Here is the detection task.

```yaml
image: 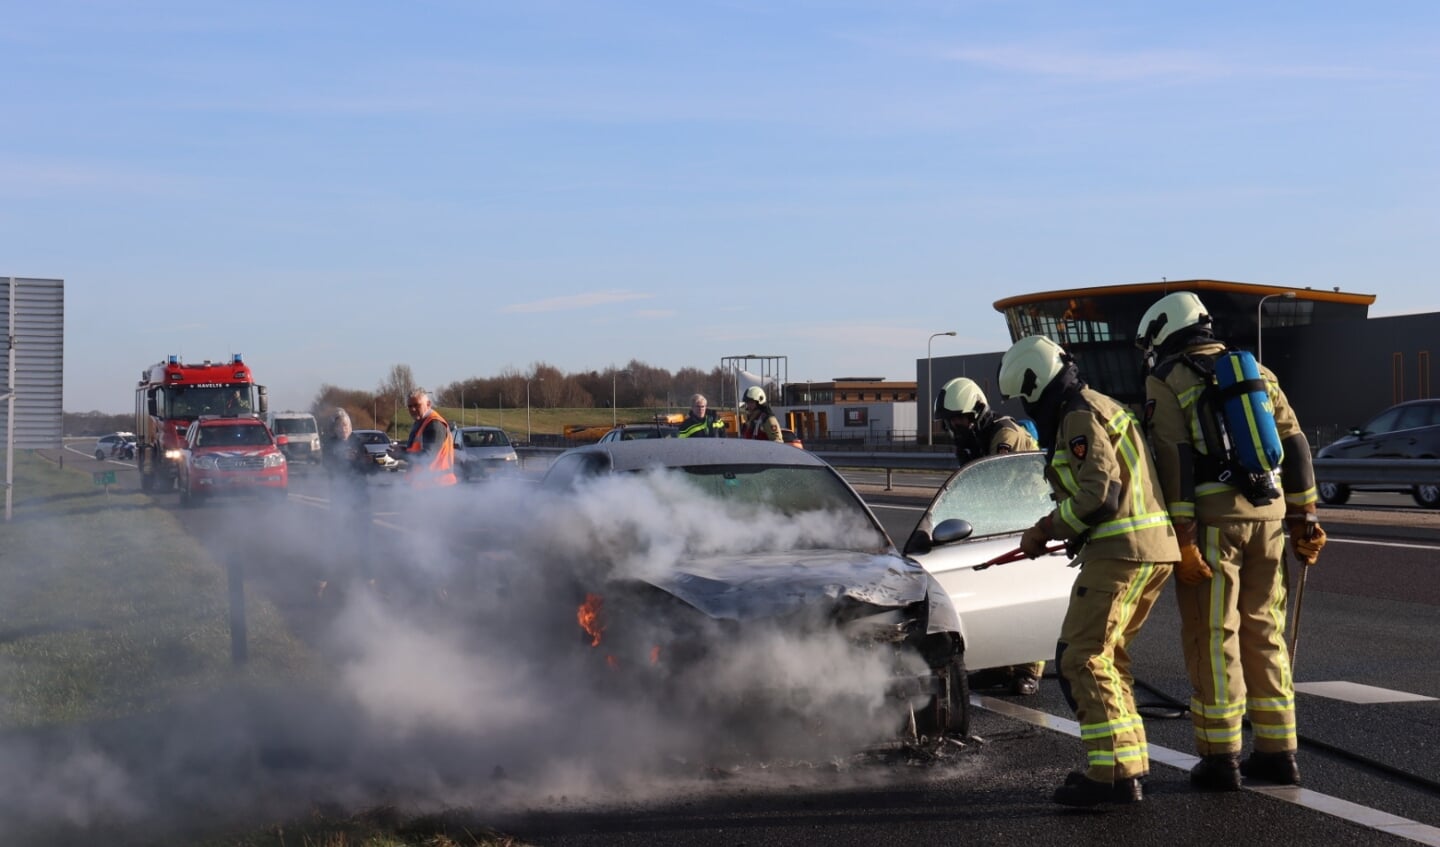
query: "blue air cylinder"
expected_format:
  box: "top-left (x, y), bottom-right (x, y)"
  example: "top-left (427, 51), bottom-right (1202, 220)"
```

top-left (1214, 350), bottom-right (1283, 474)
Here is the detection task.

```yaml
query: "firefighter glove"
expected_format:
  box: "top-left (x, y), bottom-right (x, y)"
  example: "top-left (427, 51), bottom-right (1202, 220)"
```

top-left (1175, 544), bottom-right (1213, 585)
top-left (1021, 515), bottom-right (1054, 559)
top-left (1288, 514), bottom-right (1327, 566)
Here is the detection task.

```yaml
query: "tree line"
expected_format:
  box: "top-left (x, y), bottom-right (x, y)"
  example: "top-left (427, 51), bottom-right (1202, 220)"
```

top-left (311, 360), bottom-right (732, 432)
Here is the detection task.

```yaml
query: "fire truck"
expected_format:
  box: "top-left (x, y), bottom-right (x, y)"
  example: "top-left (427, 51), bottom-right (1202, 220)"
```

top-left (134, 354), bottom-right (269, 491)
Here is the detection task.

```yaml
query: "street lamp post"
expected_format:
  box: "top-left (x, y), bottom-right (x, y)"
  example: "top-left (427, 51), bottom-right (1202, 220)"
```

top-left (612, 370), bottom-right (631, 426)
top-left (1256, 292), bottom-right (1296, 366)
top-left (927, 331), bottom-right (957, 446)
top-left (526, 377), bottom-right (543, 444)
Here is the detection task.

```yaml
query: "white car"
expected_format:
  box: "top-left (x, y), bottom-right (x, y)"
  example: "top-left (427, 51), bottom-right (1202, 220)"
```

top-left (95, 432), bottom-right (137, 461)
top-left (904, 451), bottom-right (1078, 673)
top-left (451, 425), bottom-right (519, 481)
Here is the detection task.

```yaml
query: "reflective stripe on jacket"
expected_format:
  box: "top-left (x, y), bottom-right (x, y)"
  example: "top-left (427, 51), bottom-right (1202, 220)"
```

top-left (1043, 387), bottom-right (1179, 571)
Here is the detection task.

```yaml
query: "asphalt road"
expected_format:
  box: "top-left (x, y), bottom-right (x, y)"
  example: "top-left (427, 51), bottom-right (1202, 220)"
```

top-left (47, 445), bottom-right (1440, 845)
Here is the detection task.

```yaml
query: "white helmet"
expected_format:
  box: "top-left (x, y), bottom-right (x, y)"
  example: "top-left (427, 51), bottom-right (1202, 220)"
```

top-left (998, 336), bottom-right (1069, 404)
top-left (742, 386), bottom-right (767, 405)
top-left (934, 377), bottom-right (987, 421)
top-left (1136, 291), bottom-right (1211, 353)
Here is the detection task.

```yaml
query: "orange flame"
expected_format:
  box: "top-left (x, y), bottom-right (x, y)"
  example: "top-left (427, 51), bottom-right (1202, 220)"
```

top-left (577, 593), bottom-right (605, 647)
top-left (650, 645), bottom-right (661, 665)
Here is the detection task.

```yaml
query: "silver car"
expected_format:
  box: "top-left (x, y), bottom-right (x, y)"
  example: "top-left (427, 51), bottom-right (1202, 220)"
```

top-left (540, 438), bottom-right (969, 753)
top-left (452, 425), bottom-right (519, 481)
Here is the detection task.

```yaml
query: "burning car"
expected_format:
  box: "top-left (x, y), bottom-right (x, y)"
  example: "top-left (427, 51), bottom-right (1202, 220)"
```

top-left (539, 439), bottom-right (969, 754)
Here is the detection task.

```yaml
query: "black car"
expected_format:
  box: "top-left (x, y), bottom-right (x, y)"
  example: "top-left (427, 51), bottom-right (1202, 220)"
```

top-left (539, 438), bottom-right (968, 758)
top-left (1316, 399), bottom-right (1440, 508)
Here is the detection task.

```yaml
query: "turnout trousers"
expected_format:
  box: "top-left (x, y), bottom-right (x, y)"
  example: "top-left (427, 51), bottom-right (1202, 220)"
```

top-left (1176, 518), bottom-right (1296, 756)
top-left (1056, 559), bottom-right (1170, 782)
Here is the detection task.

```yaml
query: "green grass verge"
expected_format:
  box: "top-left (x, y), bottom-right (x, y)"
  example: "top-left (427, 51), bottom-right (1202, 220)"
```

top-left (0, 452), bottom-right (525, 847)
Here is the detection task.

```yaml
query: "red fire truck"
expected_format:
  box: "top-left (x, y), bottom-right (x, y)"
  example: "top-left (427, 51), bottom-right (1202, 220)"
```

top-left (134, 354), bottom-right (269, 491)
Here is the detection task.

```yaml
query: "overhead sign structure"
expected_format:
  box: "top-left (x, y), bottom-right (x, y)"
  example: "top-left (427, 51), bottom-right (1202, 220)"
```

top-left (2, 277), bottom-right (65, 449)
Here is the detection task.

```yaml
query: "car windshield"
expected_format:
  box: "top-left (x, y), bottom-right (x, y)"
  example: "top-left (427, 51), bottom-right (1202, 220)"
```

top-left (358, 432), bottom-right (390, 445)
top-left (197, 424), bottom-right (271, 447)
top-left (273, 418), bottom-right (317, 435)
top-left (463, 430), bottom-right (509, 448)
top-left (928, 452), bottom-right (1053, 539)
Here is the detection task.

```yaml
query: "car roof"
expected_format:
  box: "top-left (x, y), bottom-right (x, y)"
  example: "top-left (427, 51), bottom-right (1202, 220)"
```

top-left (556, 437), bottom-right (828, 473)
top-left (458, 425), bottom-right (503, 432)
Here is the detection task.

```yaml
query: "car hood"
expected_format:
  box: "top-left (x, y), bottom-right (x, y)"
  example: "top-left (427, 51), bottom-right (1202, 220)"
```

top-left (637, 549), bottom-right (936, 624)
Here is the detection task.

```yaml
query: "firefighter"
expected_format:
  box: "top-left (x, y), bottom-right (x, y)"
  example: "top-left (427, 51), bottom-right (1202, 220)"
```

top-left (392, 388), bottom-right (457, 488)
top-left (1136, 291), bottom-right (1327, 790)
top-left (739, 386), bottom-right (783, 442)
top-left (935, 376), bottom-right (1045, 696)
top-left (998, 335), bottom-right (1178, 807)
top-left (678, 393), bottom-right (725, 438)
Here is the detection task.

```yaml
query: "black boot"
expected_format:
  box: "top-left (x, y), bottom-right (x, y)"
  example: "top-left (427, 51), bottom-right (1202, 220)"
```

top-left (1055, 772), bottom-right (1144, 807)
top-left (1241, 750), bottom-right (1301, 785)
top-left (1190, 754), bottom-right (1242, 791)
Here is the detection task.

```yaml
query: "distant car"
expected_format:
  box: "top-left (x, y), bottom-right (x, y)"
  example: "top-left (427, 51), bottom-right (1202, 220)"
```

top-left (266, 411), bottom-right (322, 464)
top-left (539, 438), bottom-right (970, 752)
top-left (452, 425), bottom-right (519, 481)
top-left (1315, 398), bottom-right (1440, 508)
top-left (94, 432), bottom-right (137, 461)
top-left (597, 423), bottom-right (679, 443)
top-left (781, 428), bottom-right (804, 449)
top-left (352, 429), bottom-right (401, 470)
top-left (177, 417), bottom-right (287, 506)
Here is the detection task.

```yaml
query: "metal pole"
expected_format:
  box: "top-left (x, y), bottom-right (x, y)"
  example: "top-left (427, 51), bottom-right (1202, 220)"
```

top-left (526, 379), bottom-right (532, 443)
top-left (927, 331), bottom-right (956, 446)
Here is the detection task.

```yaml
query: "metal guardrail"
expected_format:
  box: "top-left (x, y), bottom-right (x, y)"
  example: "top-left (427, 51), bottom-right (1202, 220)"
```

top-left (514, 445), bottom-right (956, 474)
top-left (1311, 457), bottom-right (1440, 486)
top-left (519, 448), bottom-right (1440, 487)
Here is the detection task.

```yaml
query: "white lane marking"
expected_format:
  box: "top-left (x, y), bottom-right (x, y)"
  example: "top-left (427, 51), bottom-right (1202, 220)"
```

top-left (975, 694), bottom-right (1440, 845)
top-left (1294, 681), bottom-right (1437, 704)
top-left (1325, 537), bottom-right (1440, 552)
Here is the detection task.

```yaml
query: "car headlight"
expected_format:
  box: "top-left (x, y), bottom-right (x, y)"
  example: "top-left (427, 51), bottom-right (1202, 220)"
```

top-left (263, 452), bottom-right (286, 468)
top-left (192, 454), bottom-right (220, 470)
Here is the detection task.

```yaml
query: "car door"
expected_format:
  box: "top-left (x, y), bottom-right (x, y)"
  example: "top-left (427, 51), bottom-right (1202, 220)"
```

top-left (906, 452), bottom-right (1077, 672)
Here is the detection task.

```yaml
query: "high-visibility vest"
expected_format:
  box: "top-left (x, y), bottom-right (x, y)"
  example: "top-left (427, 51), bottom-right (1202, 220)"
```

top-left (405, 410), bottom-right (457, 487)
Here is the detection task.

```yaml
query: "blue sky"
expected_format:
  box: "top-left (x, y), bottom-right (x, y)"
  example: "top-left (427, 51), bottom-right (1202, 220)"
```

top-left (6, 1), bottom-right (1438, 413)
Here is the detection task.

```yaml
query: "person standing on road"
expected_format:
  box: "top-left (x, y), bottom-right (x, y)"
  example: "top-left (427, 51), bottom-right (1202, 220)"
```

top-left (392, 388), bottom-right (457, 488)
top-left (739, 386), bottom-right (783, 442)
top-left (998, 335), bottom-right (1178, 808)
top-left (678, 393), bottom-right (726, 438)
top-left (935, 376), bottom-right (1046, 696)
top-left (1137, 291), bottom-right (1327, 791)
top-left (318, 407), bottom-right (378, 598)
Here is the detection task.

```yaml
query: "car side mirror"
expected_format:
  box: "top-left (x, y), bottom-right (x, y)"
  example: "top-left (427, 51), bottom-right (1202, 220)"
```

top-left (275, 435), bottom-right (289, 446)
top-left (931, 518), bottom-right (974, 546)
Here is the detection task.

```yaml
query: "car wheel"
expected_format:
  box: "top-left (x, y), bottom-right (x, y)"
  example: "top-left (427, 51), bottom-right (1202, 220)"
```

top-left (914, 652), bottom-right (970, 740)
top-left (95, 449), bottom-right (106, 460)
top-left (1412, 484), bottom-right (1440, 509)
top-left (1318, 482), bottom-right (1350, 505)
top-left (179, 480), bottom-right (195, 508)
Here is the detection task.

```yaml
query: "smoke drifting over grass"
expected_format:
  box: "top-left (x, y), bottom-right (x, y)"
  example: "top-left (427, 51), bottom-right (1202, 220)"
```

top-left (0, 467), bottom-right (929, 843)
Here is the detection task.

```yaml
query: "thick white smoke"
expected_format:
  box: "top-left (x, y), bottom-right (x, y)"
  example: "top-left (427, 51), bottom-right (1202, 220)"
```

top-left (0, 467), bottom-right (935, 843)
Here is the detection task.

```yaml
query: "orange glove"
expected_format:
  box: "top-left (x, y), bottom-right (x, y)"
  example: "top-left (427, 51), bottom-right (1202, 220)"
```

top-left (1021, 515), bottom-right (1053, 559)
top-left (1176, 544), bottom-right (1213, 584)
top-left (1287, 514), bottom-right (1327, 565)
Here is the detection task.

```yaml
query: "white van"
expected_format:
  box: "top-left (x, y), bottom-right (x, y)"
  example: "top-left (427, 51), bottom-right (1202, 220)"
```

top-left (266, 411), bottom-right (322, 463)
